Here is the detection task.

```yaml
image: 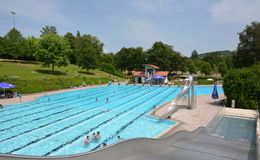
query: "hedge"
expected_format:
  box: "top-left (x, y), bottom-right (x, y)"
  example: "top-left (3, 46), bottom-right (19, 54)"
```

top-left (223, 65), bottom-right (260, 109)
top-left (0, 77), bottom-right (112, 94)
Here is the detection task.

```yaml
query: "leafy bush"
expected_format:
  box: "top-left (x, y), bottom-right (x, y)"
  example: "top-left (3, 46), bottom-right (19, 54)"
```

top-left (99, 62), bottom-right (116, 74)
top-left (223, 65), bottom-right (260, 109)
top-left (0, 77), bottom-right (112, 94)
top-left (99, 62), bottom-right (127, 78)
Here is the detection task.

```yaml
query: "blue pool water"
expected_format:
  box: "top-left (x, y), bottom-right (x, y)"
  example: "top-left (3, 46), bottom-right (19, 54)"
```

top-left (0, 85), bottom-right (223, 156)
top-left (212, 116), bottom-right (256, 142)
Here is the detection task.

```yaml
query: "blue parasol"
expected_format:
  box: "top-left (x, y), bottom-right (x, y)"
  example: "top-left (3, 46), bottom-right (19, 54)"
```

top-left (0, 82), bottom-right (16, 99)
top-left (211, 83), bottom-right (219, 99)
top-left (152, 75), bottom-right (164, 79)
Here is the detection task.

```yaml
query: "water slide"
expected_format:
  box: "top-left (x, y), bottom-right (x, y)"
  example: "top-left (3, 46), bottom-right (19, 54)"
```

top-left (159, 76), bottom-right (193, 120)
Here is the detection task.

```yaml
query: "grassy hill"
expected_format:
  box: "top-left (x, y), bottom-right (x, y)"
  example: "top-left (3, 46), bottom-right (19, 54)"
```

top-left (0, 59), bottom-right (125, 94)
top-left (198, 50), bottom-right (236, 58)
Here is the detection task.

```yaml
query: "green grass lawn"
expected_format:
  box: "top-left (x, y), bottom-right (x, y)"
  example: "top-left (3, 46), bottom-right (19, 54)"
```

top-left (0, 59), bottom-right (122, 80)
top-left (0, 59), bottom-right (125, 94)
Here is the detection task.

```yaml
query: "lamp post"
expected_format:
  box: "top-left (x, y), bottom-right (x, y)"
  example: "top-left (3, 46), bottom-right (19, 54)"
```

top-left (11, 11), bottom-right (16, 28)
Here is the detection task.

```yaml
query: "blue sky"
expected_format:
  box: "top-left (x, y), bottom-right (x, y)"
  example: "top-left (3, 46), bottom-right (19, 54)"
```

top-left (0, 0), bottom-right (260, 56)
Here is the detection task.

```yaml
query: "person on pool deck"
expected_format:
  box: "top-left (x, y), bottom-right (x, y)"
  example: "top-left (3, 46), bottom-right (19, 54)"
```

top-left (96, 131), bottom-right (101, 139)
top-left (0, 104), bottom-right (3, 109)
top-left (84, 136), bottom-right (91, 144)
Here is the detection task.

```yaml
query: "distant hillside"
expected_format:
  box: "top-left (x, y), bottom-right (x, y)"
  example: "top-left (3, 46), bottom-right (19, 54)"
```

top-left (198, 50), bottom-right (236, 58)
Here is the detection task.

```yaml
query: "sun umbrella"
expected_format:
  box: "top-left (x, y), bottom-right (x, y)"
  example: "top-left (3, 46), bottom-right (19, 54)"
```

top-left (0, 82), bottom-right (16, 99)
top-left (152, 75), bottom-right (164, 79)
top-left (211, 83), bottom-right (219, 100)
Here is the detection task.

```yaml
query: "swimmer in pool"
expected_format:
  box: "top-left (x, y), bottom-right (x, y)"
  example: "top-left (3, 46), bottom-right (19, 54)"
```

top-left (96, 131), bottom-right (101, 139)
top-left (84, 136), bottom-right (91, 144)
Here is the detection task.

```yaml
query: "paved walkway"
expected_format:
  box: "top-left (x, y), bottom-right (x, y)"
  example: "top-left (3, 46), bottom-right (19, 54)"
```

top-left (153, 94), bottom-right (226, 135)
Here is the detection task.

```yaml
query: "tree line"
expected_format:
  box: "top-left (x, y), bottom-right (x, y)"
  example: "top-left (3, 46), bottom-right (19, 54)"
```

top-left (0, 22), bottom-right (259, 76)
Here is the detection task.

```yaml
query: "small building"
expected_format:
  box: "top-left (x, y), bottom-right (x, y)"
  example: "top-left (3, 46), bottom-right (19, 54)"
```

top-left (132, 64), bottom-right (169, 84)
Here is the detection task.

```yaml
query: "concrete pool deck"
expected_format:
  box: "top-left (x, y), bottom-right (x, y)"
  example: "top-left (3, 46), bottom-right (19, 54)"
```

top-left (153, 93), bottom-right (258, 137)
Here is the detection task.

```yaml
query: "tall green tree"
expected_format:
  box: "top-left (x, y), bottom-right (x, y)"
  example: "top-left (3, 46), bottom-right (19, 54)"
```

top-left (24, 36), bottom-right (38, 60)
top-left (99, 53), bottom-right (116, 66)
top-left (218, 62), bottom-right (228, 77)
top-left (146, 41), bottom-right (173, 71)
top-left (200, 61), bottom-right (212, 75)
top-left (36, 33), bottom-right (71, 72)
top-left (4, 28), bottom-right (27, 59)
top-left (203, 51), bottom-right (223, 72)
top-left (40, 26), bottom-right (57, 37)
top-left (115, 47), bottom-right (145, 71)
top-left (186, 59), bottom-right (197, 74)
top-left (191, 50), bottom-right (198, 59)
top-left (64, 32), bottom-right (76, 64)
top-left (76, 34), bottom-right (104, 71)
top-left (0, 37), bottom-right (8, 58)
top-left (234, 21), bottom-right (260, 68)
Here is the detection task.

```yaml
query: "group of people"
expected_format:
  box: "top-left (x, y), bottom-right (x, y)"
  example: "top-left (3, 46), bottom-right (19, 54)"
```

top-left (84, 131), bottom-right (101, 144)
top-left (84, 132), bottom-right (123, 148)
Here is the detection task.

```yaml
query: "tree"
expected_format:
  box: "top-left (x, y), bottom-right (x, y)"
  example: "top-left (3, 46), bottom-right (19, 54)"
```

top-left (191, 50), bottom-right (198, 59)
top-left (218, 62), bottom-right (228, 77)
top-left (64, 32), bottom-right (76, 64)
top-left (40, 26), bottom-right (57, 37)
top-left (169, 51), bottom-right (182, 73)
top-left (76, 34), bottom-right (104, 71)
top-left (186, 59), bottom-right (197, 74)
top-left (36, 33), bottom-right (71, 72)
top-left (146, 41), bottom-right (174, 71)
top-left (234, 21), bottom-right (260, 68)
top-left (24, 36), bottom-right (38, 60)
top-left (0, 37), bottom-right (8, 58)
top-left (99, 53), bottom-right (116, 66)
top-left (203, 51), bottom-right (223, 72)
top-left (200, 61), bottom-right (212, 75)
top-left (115, 47), bottom-right (145, 71)
top-left (4, 28), bottom-right (27, 59)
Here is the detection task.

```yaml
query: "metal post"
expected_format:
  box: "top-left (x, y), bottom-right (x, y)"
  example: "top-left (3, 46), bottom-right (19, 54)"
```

top-left (11, 11), bottom-right (16, 28)
top-left (191, 83), bottom-right (195, 109)
top-left (187, 87), bottom-right (191, 108)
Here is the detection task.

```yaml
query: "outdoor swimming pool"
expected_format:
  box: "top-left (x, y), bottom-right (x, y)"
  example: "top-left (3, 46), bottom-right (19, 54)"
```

top-left (0, 85), bottom-right (223, 156)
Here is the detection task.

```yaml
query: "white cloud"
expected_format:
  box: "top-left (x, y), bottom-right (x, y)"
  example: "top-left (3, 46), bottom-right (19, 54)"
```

top-left (210, 0), bottom-right (260, 24)
top-left (0, 0), bottom-right (70, 26)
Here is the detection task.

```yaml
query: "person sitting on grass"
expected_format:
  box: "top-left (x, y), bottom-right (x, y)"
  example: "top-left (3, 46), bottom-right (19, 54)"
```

top-left (84, 136), bottom-right (91, 144)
